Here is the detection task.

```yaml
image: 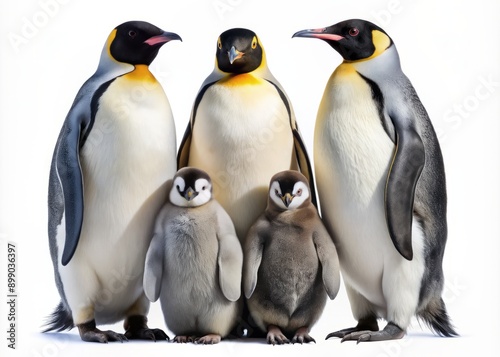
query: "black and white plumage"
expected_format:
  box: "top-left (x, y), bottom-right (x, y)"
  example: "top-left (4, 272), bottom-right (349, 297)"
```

top-left (243, 170), bottom-right (340, 344)
top-left (144, 167), bottom-right (243, 344)
top-left (45, 21), bottom-right (180, 342)
top-left (177, 28), bottom-right (316, 244)
top-left (293, 19), bottom-right (457, 342)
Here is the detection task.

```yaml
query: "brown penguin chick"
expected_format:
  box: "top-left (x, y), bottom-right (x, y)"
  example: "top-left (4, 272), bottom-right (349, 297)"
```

top-left (243, 170), bottom-right (340, 344)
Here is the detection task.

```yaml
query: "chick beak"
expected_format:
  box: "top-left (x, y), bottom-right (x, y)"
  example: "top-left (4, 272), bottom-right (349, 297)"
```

top-left (184, 187), bottom-right (198, 202)
top-left (281, 193), bottom-right (294, 208)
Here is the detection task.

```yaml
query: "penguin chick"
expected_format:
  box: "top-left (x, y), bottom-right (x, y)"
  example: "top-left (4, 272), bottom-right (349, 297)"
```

top-left (293, 19), bottom-right (457, 342)
top-left (45, 21), bottom-right (180, 343)
top-left (177, 28), bottom-right (316, 244)
top-left (243, 170), bottom-right (340, 345)
top-left (144, 167), bottom-right (243, 344)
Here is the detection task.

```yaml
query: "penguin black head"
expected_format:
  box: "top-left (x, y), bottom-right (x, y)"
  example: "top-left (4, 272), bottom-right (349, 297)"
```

top-left (109, 21), bottom-right (182, 65)
top-left (268, 170), bottom-right (311, 211)
top-left (293, 19), bottom-right (393, 62)
top-left (170, 167), bottom-right (213, 207)
top-left (216, 28), bottom-right (264, 74)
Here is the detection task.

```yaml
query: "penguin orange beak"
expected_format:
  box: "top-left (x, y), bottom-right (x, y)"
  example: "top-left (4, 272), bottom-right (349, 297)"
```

top-left (281, 193), bottom-right (294, 208)
top-left (228, 46), bottom-right (244, 64)
top-left (144, 31), bottom-right (182, 46)
top-left (292, 28), bottom-right (344, 41)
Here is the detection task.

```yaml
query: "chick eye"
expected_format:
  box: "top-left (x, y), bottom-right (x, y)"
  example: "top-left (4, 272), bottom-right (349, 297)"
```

top-left (128, 30), bottom-right (137, 39)
top-left (275, 189), bottom-right (280, 197)
top-left (217, 38), bottom-right (222, 49)
top-left (251, 36), bottom-right (257, 49)
top-left (348, 27), bottom-right (359, 37)
top-left (296, 189), bottom-right (303, 196)
top-left (202, 186), bottom-right (207, 190)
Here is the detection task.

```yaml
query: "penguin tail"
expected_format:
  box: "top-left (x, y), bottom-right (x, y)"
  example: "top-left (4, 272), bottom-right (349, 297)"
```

top-left (43, 301), bottom-right (75, 332)
top-left (417, 297), bottom-right (458, 337)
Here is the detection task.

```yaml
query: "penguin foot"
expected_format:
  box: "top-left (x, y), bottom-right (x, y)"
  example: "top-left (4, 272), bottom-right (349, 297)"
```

top-left (340, 322), bottom-right (405, 343)
top-left (267, 325), bottom-right (290, 345)
top-left (78, 320), bottom-right (127, 343)
top-left (174, 335), bottom-right (196, 343)
top-left (124, 315), bottom-right (169, 341)
top-left (326, 317), bottom-right (379, 339)
top-left (195, 334), bottom-right (222, 344)
top-left (292, 327), bottom-right (315, 344)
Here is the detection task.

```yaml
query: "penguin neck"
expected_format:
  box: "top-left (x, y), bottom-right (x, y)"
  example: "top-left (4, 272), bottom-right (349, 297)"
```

top-left (127, 65), bottom-right (157, 83)
top-left (266, 204), bottom-right (315, 224)
top-left (350, 45), bottom-right (402, 79)
top-left (94, 43), bottom-right (134, 79)
top-left (218, 73), bottom-right (261, 86)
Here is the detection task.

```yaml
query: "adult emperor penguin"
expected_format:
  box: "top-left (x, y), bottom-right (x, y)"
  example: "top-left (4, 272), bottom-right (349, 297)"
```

top-left (45, 21), bottom-right (181, 342)
top-left (177, 28), bottom-right (316, 243)
top-left (144, 167), bottom-right (243, 344)
top-left (244, 170), bottom-right (340, 344)
top-left (293, 19), bottom-right (457, 342)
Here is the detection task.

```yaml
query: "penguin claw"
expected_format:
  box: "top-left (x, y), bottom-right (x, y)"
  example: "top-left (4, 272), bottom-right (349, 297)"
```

top-left (292, 327), bottom-right (316, 344)
top-left (326, 318), bottom-right (380, 340)
top-left (340, 323), bottom-right (405, 343)
top-left (173, 335), bottom-right (196, 343)
top-left (195, 334), bottom-right (222, 344)
top-left (326, 327), bottom-right (359, 340)
top-left (78, 320), bottom-right (128, 343)
top-left (125, 327), bottom-right (169, 342)
top-left (80, 329), bottom-right (128, 343)
top-left (124, 315), bottom-right (169, 341)
top-left (267, 325), bottom-right (290, 345)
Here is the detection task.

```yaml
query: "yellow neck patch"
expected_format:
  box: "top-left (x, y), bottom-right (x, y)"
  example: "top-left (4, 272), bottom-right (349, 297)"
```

top-left (106, 29), bottom-right (117, 59)
top-left (334, 62), bottom-right (357, 77)
top-left (370, 30), bottom-right (391, 59)
top-left (125, 65), bottom-right (157, 83)
top-left (219, 73), bottom-right (262, 86)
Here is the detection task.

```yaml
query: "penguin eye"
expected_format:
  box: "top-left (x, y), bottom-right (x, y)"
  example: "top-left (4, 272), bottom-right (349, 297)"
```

top-left (128, 30), bottom-right (137, 39)
top-left (251, 36), bottom-right (257, 49)
top-left (202, 186), bottom-right (207, 191)
top-left (217, 38), bottom-right (222, 49)
top-left (296, 189), bottom-right (303, 196)
top-left (275, 189), bottom-right (280, 197)
top-left (348, 27), bottom-right (359, 37)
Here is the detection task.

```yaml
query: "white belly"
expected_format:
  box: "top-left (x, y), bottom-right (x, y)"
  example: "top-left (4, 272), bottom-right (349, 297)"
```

top-left (189, 80), bottom-right (295, 239)
top-left (57, 76), bottom-right (177, 324)
top-left (315, 71), bottom-right (395, 306)
top-left (315, 70), bottom-right (425, 322)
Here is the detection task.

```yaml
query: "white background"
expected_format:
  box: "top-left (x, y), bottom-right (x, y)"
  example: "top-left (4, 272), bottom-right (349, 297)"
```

top-left (1, 0), bottom-right (499, 356)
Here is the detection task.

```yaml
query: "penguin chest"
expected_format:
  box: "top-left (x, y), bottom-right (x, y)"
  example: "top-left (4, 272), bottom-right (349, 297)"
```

top-left (72, 74), bottom-right (176, 287)
top-left (161, 207), bottom-right (220, 314)
top-left (314, 67), bottom-right (395, 302)
top-left (189, 79), bottom-right (295, 237)
top-left (258, 226), bottom-right (321, 313)
top-left (191, 79), bottom-right (294, 184)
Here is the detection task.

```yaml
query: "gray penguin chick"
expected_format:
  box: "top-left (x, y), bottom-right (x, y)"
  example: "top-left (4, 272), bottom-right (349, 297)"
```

top-left (244, 170), bottom-right (340, 344)
top-left (144, 167), bottom-right (243, 344)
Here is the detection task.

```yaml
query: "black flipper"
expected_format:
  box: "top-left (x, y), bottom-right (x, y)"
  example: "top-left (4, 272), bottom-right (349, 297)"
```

top-left (56, 119), bottom-right (85, 266)
top-left (385, 121), bottom-right (425, 261)
top-left (177, 81), bottom-right (216, 168)
top-left (292, 127), bottom-right (317, 208)
top-left (265, 79), bottom-right (318, 208)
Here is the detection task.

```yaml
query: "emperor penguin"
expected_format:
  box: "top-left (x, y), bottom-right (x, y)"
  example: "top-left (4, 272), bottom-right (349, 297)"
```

top-left (293, 19), bottom-right (457, 342)
top-left (144, 167), bottom-right (243, 344)
top-left (177, 28), bottom-right (316, 243)
top-left (45, 21), bottom-right (181, 342)
top-left (244, 170), bottom-right (340, 344)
